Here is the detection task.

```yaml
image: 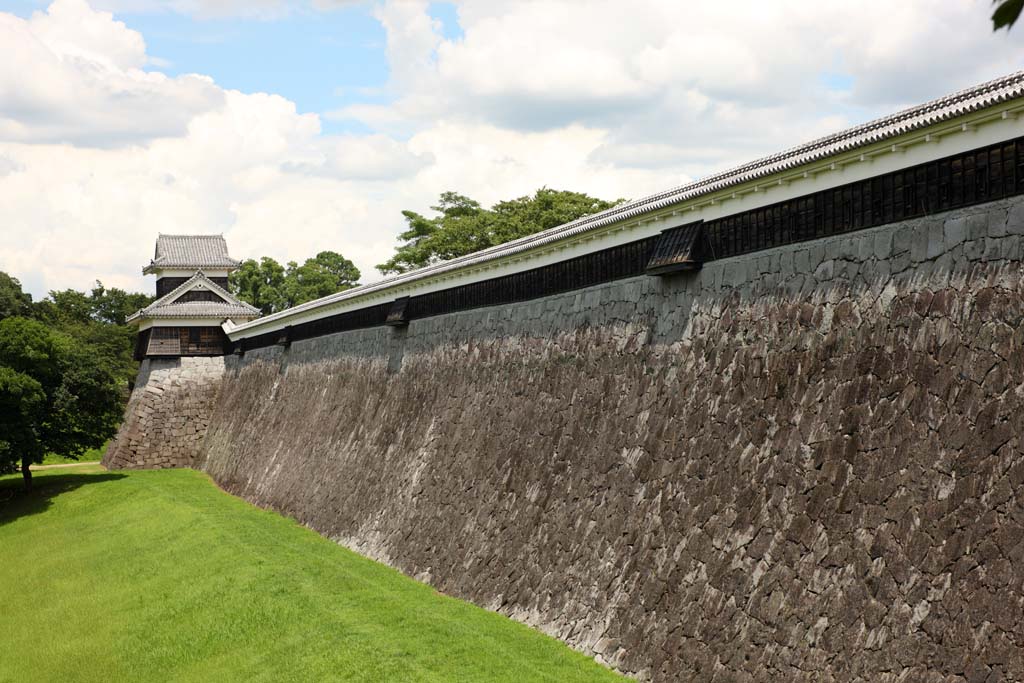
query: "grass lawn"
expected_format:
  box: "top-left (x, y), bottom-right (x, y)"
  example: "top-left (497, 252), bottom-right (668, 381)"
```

top-left (40, 444), bottom-right (106, 466)
top-left (0, 467), bottom-right (625, 683)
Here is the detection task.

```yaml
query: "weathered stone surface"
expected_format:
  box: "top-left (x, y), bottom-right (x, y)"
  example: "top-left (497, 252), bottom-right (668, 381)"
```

top-left (103, 356), bottom-right (224, 469)
top-left (107, 196), bottom-right (1024, 681)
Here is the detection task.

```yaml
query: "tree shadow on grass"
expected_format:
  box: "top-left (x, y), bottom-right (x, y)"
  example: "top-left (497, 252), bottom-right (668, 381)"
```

top-left (0, 470), bottom-right (126, 527)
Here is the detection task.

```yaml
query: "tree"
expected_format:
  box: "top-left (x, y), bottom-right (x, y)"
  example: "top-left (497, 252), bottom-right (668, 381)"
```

top-left (230, 257), bottom-right (287, 315)
top-left (377, 188), bottom-right (622, 275)
top-left (89, 282), bottom-right (153, 326)
top-left (231, 251), bottom-right (361, 313)
top-left (29, 283), bottom-right (148, 387)
top-left (281, 251), bottom-right (361, 308)
top-left (0, 317), bottom-right (123, 489)
top-left (993, 0), bottom-right (1023, 30)
top-left (0, 272), bottom-right (33, 321)
top-left (34, 282), bottom-right (152, 328)
top-left (0, 367), bottom-right (46, 486)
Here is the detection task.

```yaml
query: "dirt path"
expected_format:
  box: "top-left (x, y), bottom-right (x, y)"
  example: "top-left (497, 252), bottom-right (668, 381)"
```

top-left (31, 461), bottom-right (102, 471)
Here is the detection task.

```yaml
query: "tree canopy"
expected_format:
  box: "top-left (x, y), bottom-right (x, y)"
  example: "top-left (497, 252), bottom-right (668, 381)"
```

top-left (32, 281), bottom-right (153, 386)
top-left (0, 274), bottom-right (150, 487)
top-left (0, 317), bottom-right (123, 488)
top-left (0, 272), bottom-right (33, 320)
top-left (376, 188), bottom-right (622, 275)
top-left (231, 251), bottom-right (360, 315)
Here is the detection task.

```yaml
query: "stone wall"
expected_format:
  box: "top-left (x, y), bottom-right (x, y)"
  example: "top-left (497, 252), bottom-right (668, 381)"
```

top-left (192, 197), bottom-right (1024, 682)
top-left (103, 356), bottom-right (224, 469)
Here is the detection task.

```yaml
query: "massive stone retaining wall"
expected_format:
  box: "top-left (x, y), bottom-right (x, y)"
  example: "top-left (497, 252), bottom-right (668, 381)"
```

top-left (170, 197), bottom-right (1023, 682)
top-left (103, 356), bottom-right (224, 469)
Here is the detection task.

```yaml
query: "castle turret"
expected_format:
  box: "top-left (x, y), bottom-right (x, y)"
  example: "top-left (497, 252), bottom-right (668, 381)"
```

top-left (127, 234), bottom-right (259, 359)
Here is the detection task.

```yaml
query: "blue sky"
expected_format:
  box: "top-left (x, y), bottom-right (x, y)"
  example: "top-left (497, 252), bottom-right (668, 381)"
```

top-left (0, 1), bottom-right (462, 135)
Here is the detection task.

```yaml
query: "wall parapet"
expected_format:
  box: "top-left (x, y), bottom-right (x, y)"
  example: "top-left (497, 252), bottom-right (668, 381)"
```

top-left (233, 133), bottom-right (1024, 355)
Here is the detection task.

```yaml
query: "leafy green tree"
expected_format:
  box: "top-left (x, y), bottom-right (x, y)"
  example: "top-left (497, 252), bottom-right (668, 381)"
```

top-left (230, 257), bottom-right (287, 315)
top-left (377, 188), bottom-right (622, 275)
top-left (0, 317), bottom-right (123, 489)
top-left (993, 0), bottom-right (1023, 29)
top-left (33, 282), bottom-right (152, 328)
top-left (68, 321), bottom-right (139, 388)
top-left (231, 252), bottom-right (361, 313)
top-left (0, 272), bottom-right (33, 321)
top-left (281, 251), bottom-right (361, 308)
top-left (89, 282), bottom-right (153, 326)
top-left (37, 289), bottom-right (94, 325)
top-left (0, 367), bottom-right (46, 486)
top-left (29, 283), bottom-right (148, 387)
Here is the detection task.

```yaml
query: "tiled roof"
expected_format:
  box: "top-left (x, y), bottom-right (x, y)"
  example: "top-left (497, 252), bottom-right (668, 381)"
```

top-left (127, 271), bottom-right (260, 323)
top-left (231, 69), bottom-right (1024, 335)
top-left (139, 301), bottom-right (262, 319)
top-left (143, 234), bottom-right (241, 273)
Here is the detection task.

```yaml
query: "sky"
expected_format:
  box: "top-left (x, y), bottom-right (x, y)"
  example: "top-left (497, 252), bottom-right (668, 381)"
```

top-left (0, 0), bottom-right (1022, 298)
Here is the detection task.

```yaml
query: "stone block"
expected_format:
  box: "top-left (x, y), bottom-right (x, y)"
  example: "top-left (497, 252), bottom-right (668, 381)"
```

top-left (1006, 201), bottom-right (1024, 236)
top-left (926, 220), bottom-right (946, 260)
top-left (943, 216), bottom-right (969, 249)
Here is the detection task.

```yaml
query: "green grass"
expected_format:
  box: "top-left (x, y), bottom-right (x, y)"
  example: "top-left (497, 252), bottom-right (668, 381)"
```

top-left (40, 445), bottom-right (106, 465)
top-left (0, 467), bottom-right (624, 683)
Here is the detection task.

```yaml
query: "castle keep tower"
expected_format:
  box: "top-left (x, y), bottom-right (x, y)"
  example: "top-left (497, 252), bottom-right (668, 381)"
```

top-left (128, 235), bottom-right (259, 359)
top-left (103, 235), bottom-right (258, 469)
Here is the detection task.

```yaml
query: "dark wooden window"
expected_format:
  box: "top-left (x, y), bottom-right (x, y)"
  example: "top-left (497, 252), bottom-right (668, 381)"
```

top-left (385, 297), bottom-right (410, 326)
top-left (176, 290), bottom-right (225, 303)
top-left (144, 326), bottom-right (227, 357)
top-left (147, 327), bottom-right (181, 356)
top-left (156, 277), bottom-right (230, 298)
top-left (156, 277), bottom-right (189, 298)
top-left (646, 222), bottom-right (704, 275)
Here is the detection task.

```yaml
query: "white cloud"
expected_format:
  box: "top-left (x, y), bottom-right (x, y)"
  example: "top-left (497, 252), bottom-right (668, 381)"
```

top-left (338, 0), bottom-right (1024, 180)
top-left (0, 0), bottom-right (224, 147)
top-left (1, 0), bottom-right (1023, 300)
top-left (283, 134), bottom-right (435, 181)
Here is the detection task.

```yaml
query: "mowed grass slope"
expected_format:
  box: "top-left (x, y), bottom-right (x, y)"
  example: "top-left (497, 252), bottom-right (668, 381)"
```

top-left (40, 445), bottom-right (105, 465)
top-left (0, 467), bottom-right (625, 683)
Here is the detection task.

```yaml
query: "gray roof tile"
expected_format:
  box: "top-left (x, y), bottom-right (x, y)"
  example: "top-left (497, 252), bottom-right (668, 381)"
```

top-left (144, 234), bottom-right (241, 273)
top-left (140, 301), bottom-right (263, 319)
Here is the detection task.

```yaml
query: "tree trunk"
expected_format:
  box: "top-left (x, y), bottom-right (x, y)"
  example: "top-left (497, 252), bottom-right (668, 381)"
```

top-left (21, 456), bottom-right (31, 491)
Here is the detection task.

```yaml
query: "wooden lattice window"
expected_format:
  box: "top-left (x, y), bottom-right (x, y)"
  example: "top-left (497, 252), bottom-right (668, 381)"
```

top-left (144, 327), bottom-right (226, 356)
top-left (181, 327), bottom-right (224, 355)
top-left (146, 327), bottom-right (181, 356)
